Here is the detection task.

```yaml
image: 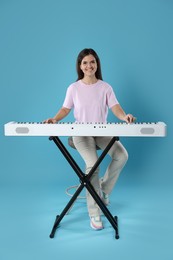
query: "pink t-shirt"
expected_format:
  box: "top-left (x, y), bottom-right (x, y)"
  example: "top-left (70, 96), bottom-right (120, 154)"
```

top-left (63, 80), bottom-right (119, 123)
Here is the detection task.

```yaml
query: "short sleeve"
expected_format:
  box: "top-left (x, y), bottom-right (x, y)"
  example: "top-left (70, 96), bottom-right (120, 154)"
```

top-left (62, 85), bottom-right (74, 109)
top-left (106, 86), bottom-right (119, 108)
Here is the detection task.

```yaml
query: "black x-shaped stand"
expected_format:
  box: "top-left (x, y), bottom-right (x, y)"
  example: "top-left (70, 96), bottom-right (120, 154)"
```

top-left (49, 136), bottom-right (120, 239)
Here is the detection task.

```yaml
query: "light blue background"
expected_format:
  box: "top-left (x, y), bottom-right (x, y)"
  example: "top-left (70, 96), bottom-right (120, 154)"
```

top-left (0, 0), bottom-right (172, 259)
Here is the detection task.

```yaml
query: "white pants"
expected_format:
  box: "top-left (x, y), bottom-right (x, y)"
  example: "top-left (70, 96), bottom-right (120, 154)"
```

top-left (72, 136), bottom-right (128, 217)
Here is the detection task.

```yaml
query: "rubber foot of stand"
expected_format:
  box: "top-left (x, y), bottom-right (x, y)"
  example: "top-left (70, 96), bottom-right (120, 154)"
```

top-left (49, 234), bottom-right (54, 239)
top-left (115, 234), bottom-right (120, 239)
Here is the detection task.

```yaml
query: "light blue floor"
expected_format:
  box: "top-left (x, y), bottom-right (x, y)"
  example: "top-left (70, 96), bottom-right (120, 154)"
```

top-left (0, 177), bottom-right (172, 260)
top-left (1, 130), bottom-right (172, 260)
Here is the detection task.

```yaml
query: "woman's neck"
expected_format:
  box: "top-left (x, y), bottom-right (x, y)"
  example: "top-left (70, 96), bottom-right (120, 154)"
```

top-left (81, 76), bottom-right (98, 85)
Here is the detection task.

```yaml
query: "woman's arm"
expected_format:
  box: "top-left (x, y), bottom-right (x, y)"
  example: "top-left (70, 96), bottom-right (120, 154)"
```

top-left (44, 107), bottom-right (71, 123)
top-left (111, 104), bottom-right (135, 123)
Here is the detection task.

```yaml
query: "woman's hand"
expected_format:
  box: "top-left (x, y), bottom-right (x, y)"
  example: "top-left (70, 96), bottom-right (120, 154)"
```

top-left (43, 118), bottom-right (57, 124)
top-left (123, 114), bottom-right (136, 124)
top-left (111, 105), bottom-right (136, 123)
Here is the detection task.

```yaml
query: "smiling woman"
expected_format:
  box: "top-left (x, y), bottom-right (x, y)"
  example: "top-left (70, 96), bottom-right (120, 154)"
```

top-left (80, 55), bottom-right (98, 83)
top-left (44, 48), bottom-right (135, 230)
top-left (76, 48), bottom-right (103, 83)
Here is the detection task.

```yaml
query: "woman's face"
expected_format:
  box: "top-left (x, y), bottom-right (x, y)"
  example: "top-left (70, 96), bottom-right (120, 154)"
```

top-left (80, 54), bottom-right (97, 77)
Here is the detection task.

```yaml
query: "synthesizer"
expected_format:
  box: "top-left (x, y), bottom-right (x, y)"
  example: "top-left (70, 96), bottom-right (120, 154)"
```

top-left (4, 121), bottom-right (166, 137)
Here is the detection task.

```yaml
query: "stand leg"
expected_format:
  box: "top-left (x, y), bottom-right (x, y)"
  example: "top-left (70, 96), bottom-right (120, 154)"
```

top-left (49, 136), bottom-right (120, 239)
top-left (114, 216), bottom-right (119, 239)
top-left (49, 183), bottom-right (84, 238)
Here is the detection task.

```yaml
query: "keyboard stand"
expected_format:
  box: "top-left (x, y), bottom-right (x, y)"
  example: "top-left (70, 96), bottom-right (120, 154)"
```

top-left (49, 136), bottom-right (120, 239)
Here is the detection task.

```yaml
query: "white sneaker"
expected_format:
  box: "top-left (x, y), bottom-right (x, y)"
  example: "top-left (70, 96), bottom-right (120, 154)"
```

top-left (90, 216), bottom-right (103, 230)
